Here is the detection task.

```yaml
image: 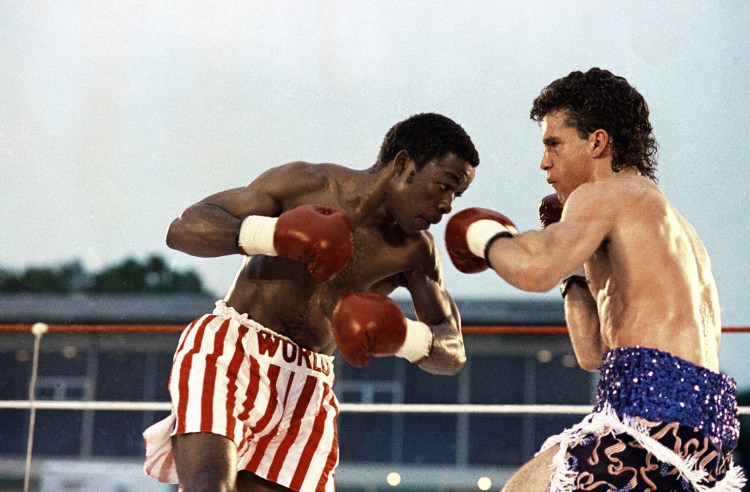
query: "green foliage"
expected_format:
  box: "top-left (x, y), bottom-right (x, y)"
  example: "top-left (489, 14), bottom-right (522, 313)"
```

top-left (0, 255), bottom-right (208, 294)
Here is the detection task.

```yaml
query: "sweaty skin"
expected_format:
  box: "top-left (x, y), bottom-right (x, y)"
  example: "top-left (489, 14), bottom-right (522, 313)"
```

top-left (166, 152), bottom-right (475, 374)
top-left (167, 152), bottom-right (475, 492)
top-left (486, 111), bottom-right (721, 372)
top-left (496, 110), bottom-right (723, 492)
top-left (576, 175), bottom-right (720, 371)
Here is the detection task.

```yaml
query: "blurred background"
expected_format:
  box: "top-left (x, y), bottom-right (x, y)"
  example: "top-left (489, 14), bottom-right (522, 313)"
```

top-left (1, 1), bottom-right (748, 490)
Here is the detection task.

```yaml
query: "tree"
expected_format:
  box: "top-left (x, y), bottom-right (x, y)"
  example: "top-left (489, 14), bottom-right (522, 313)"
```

top-left (0, 261), bottom-right (87, 293)
top-left (0, 255), bottom-right (208, 294)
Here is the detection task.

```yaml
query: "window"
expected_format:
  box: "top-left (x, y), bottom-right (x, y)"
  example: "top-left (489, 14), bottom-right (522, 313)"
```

top-left (465, 352), bottom-right (593, 464)
top-left (0, 351), bottom-right (30, 454)
top-left (336, 358), bottom-right (405, 463)
top-left (93, 351), bottom-right (173, 457)
top-left (36, 376), bottom-right (91, 400)
top-left (404, 364), bottom-right (458, 404)
top-left (34, 350), bottom-right (89, 455)
top-left (403, 413), bottom-right (457, 463)
top-left (469, 414), bottom-right (524, 465)
top-left (470, 355), bottom-right (526, 404)
top-left (534, 352), bottom-right (590, 404)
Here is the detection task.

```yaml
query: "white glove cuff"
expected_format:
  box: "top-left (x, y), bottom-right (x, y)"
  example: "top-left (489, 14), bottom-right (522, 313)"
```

top-left (466, 220), bottom-right (513, 258)
top-left (238, 215), bottom-right (278, 256)
top-left (395, 319), bottom-right (434, 363)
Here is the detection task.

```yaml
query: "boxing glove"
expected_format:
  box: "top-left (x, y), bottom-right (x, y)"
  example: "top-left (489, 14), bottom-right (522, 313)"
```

top-left (331, 292), bottom-right (434, 368)
top-left (238, 204), bottom-right (354, 281)
top-left (538, 193), bottom-right (563, 229)
top-left (444, 208), bottom-right (518, 273)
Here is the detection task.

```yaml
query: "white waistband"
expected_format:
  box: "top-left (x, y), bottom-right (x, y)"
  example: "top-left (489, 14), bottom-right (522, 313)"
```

top-left (212, 300), bottom-right (335, 364)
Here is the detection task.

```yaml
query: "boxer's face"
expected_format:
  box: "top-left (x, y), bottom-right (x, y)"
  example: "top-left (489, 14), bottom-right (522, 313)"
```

top-left (538, 110), bottom-right (593, 203)
top-left (390, 152), bottom-right (475, 234)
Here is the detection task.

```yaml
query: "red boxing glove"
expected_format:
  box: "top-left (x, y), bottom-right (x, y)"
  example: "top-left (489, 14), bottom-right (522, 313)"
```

top-left (274, 204), bottom-right (354, 281)
top-left (444, 208), bottom-right (518, 273)
top-left (538, 194), bottom-right (563, 229)
top-left (331, 292), bottom-right (433, 368)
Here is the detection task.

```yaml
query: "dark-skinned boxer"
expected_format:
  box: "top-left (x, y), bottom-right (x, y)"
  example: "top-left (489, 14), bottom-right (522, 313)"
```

top-left (143, 113), bottom-right (480, 492)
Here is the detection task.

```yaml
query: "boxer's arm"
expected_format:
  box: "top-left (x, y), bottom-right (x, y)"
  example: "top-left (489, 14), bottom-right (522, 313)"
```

top-left (538, 192), bottom-right (604, 369)
top-left (539, 193), bottom-right (587, 293)
top-left (411, 284), bottom-right (465, 376)
top-left (404, 239), bottom-right (466, 376)
top-left (331, 243), bottom-right (466, 375)
top-left (563, 280), bottom-right (606, 371)
top-left (444, 208), bottom-right (519, 274)
top-left (485, 185), bottom-right (613, 292)
top-left (166, 164), bottom-right (297, 257)
top-left (166, 186), bottom-right (279, 257)
top-left (165, 162), bottom-right (332, 259)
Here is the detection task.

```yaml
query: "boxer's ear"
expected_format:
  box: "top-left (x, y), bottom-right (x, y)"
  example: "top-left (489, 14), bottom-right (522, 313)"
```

top-left (392, 149), bottom-right (414, 176)
top-left (590, 129), bottom-right (610, 158)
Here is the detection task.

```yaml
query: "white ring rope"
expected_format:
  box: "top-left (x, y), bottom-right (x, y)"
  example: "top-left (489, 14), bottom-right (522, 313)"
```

top-left (2, 400), bottom-right (748, 414)
top-left (7, 320), bottom-right (748, 488)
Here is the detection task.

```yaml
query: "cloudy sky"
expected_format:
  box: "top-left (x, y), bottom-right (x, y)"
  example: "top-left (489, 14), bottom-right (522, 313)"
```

top-left (2, 1), bottom-right (749, 384)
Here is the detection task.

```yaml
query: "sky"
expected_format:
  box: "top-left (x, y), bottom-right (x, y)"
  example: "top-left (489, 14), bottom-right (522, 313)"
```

top-left (1, 1), bottom-right (749, 385)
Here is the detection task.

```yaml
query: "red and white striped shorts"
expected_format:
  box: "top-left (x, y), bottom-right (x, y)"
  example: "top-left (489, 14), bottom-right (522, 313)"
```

top-left (143, 301), bottom-right (339, 492)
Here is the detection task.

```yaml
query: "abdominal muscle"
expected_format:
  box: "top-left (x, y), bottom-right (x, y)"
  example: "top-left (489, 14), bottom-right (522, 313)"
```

top-left (222, 256), bottom-right (342, 354)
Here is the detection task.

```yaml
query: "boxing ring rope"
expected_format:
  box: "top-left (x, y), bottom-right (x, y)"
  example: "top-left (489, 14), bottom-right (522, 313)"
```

top-left (2, 322), bottom-right (749, 417)
top-left (0, 400), bottom-right (599, 414)
top-left (3, 323), bottom-right (750, 334)
top-left (3, 323), bottom-right (749, 492)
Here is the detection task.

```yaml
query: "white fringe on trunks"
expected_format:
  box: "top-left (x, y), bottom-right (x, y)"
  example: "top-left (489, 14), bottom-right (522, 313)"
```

top-left (538, 403), bottom-right (747, 492)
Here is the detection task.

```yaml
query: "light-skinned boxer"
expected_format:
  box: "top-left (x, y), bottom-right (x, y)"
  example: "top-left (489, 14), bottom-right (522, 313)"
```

top-left (446, 68), bottom-right (745, 492)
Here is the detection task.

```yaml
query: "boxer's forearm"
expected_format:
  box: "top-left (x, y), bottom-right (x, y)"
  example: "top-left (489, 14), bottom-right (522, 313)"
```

top-left (564, 282), bottom-right (604, 371)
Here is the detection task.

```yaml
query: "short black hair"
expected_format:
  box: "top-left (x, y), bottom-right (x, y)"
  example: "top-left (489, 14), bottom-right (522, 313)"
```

top-left (530, 68), bottom-right (658, 182)
top-left (376, 113), bottom-right (480, 170)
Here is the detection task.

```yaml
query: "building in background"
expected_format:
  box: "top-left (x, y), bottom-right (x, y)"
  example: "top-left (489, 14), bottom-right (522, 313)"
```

top-left (0, 293), bottom-right (597, 492)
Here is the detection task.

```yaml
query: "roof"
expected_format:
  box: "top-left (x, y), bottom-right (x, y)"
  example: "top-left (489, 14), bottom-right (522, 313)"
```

top-left (0, 293), bottom-right (564, 326)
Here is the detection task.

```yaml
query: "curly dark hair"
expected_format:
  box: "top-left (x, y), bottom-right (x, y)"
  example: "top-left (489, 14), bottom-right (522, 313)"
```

top-left (530, 68), bottom-right (658, 182)
top-left (376, 113), bottom-right (480, 170)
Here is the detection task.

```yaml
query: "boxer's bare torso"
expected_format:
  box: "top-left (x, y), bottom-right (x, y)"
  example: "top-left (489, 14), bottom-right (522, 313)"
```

top-left (169, 156), bottom-right (475, 356)
top-left (579, 173), bottom-right (721, 371)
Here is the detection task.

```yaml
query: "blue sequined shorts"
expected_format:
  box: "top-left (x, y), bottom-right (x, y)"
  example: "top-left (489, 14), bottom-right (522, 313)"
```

top-left (595, 346), bottom-right (739, 450)
top-left (542, 347), bottom-right (745, 491)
